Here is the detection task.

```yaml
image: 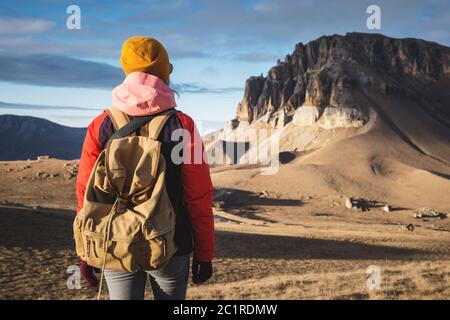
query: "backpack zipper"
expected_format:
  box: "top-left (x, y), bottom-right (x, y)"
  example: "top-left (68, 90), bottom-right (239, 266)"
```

top-left (85, 238), bottom-right (91, 258)
top-left (163, 237), bottom-right (167, 256)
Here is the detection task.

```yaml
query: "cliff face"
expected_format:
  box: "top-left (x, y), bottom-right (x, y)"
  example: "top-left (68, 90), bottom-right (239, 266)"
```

top-left (235, 32), bottom-right (450, 126)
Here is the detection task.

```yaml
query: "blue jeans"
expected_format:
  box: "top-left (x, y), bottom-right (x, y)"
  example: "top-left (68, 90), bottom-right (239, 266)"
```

top-left (104, 254), bottom-right (190, 300)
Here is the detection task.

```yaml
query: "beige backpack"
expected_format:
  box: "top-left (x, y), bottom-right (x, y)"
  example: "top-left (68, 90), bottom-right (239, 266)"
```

top-left (73, 108), bottom-right (178, 278)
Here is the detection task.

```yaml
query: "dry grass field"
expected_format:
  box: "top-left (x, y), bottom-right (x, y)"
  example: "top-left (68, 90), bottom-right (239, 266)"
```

top-left (0, 159), bottom-right (448, 300)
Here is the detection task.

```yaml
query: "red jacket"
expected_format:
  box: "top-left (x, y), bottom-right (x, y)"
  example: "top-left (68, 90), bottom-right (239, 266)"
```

top-left (76, 110), bottom-right (215, 262)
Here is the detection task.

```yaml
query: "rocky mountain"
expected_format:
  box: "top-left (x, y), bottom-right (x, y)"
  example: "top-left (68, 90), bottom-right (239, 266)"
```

top-left (0, 115), bottom-right (85, 160)
top-left (207, 32), bottom-right (450, 210)
top-left (234, 32), bottom-right (449, 129)
top-left (211, 32), bottom-right (450, 165)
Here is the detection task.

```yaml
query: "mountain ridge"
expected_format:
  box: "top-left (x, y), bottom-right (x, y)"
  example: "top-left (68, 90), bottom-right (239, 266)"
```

top-left (206, 32), bottom-right (450, 211)
top-left (0, 114), bottom-right (86, 160)
top-left (234, 32), bottom-right (449, 126)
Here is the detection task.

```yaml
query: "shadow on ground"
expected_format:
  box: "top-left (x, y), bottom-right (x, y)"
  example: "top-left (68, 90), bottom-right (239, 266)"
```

top-left (0, 205), bottom-right (426, 262)
top-left (216, 188), bottom-right (303, 207)
top-left (215, 230), bottom-right (426, 260)
top-left (0, 205), bottom-right (75, 251)
top-left (214, 188), bottom-right (303, 222)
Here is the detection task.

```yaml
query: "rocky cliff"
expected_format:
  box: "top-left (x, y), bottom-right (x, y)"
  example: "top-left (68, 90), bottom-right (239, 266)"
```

top-left (234, 32), bottom-right (450, 128)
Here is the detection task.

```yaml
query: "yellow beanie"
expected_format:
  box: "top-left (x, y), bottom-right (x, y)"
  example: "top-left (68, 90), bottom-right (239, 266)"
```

top-left (120, 36), bottom-right (173, 83)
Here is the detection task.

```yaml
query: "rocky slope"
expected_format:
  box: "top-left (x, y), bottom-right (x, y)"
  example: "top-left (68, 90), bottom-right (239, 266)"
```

top-left (234, 32), bottom-right (449, 128)
top-left (0, 115), bottom-right (85, 160)
top-left (208, 32), bottom-right (450, 211)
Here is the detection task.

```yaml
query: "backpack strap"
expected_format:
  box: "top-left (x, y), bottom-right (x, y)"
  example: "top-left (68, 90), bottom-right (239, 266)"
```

top-left (109, 108), bottom-right (178, 141)
top-left (147, 109), bottom-right (179, 140)
top-left (105, 107), bottom-right (131, 131)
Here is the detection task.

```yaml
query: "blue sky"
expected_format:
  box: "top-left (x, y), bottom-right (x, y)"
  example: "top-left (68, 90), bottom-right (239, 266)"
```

top-left (0, 0), bottom-right (449, 131)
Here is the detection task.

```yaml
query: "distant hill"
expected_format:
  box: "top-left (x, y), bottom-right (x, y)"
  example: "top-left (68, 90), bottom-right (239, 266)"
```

top-left (0, 115), bottom-right (86, 160)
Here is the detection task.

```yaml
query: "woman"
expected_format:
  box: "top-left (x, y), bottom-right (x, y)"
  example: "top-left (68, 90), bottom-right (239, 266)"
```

top-left (75, 36), bottom-right (214, 300)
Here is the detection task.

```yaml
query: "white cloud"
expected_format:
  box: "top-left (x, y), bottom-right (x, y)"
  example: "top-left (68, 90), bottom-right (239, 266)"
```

top-left (0, 17), bottom-right (54, 35)
top-left (201, 66), bottom-right (220, 76)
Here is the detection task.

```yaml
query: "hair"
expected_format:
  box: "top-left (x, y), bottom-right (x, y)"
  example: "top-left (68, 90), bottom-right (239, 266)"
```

top-left (167, 78), bottom-right (180, 98)
top-left (172, 90), bottom-right (180, 99)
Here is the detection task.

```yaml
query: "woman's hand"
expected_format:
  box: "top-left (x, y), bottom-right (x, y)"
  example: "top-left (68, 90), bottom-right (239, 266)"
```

top-left (79, 259), bottom-right (99, 288)
top-left (192, 257), bottom-right (213, 285)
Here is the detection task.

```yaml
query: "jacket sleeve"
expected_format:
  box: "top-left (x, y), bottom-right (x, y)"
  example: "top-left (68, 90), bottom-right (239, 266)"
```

top-left (76, 112), bottom-right (107, 213)
top-left (177, 113), bottom-right (215, 262)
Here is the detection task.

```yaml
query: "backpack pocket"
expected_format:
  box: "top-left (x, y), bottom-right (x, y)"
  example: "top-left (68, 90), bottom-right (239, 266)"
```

top-left (90, 153), bottom-right (114, 194)
top-left (142, 224), bottom-right (177, 269)
top-left (83, 229), bottom-right (139, 272)
top-left (82, 231), bottom-right (104, 267)
top-left (73, 215), bottom-right (85, 258)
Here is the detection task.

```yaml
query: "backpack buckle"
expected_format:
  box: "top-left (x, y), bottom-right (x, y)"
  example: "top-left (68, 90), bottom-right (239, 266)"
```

top-left (116, 193), bottom-right (129, 213)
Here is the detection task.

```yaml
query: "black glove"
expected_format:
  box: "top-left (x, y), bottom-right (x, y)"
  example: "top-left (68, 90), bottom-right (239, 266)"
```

top-left (192, 257), bottom-right (213, 285)
top-left (80, 259), bottom-right (99, 288)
